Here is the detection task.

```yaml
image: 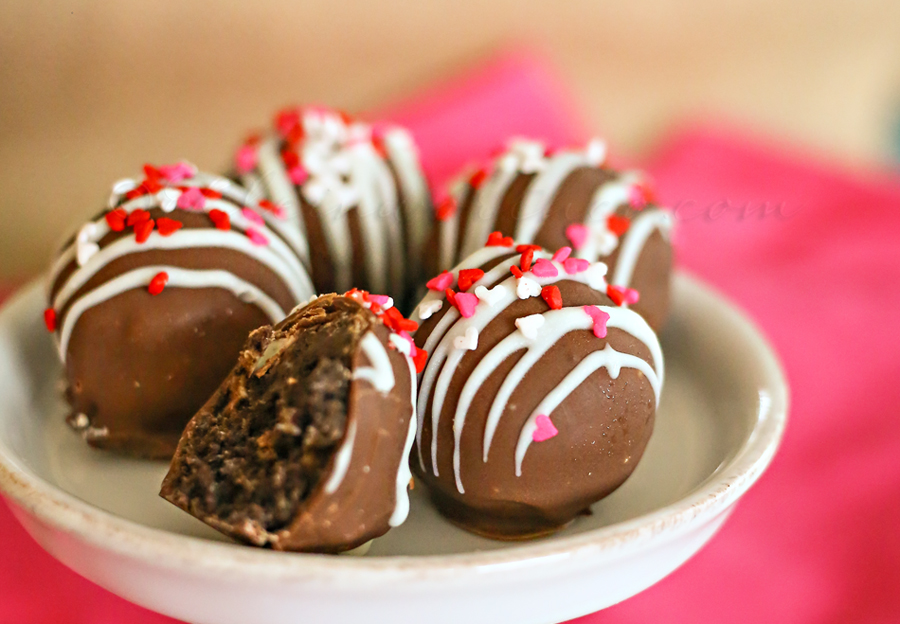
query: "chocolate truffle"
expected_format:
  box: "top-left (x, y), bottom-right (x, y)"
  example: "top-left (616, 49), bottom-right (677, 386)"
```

top-left (45, 163), bottom-right (314, 458)
top-left (233, 106), bottom-right (432, 310)
top-left (411, 241), bottom-right (663, 539)
top-left (160, 292), bottom-right (421, 553)
top-left (431, 138), bottom-right (674, 330)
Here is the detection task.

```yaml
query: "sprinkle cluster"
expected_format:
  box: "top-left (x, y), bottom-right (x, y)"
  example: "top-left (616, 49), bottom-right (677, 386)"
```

top-left (345, 289), bottom-right (428, 373)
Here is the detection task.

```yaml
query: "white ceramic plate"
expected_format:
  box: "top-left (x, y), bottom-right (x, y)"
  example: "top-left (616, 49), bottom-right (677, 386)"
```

top-left (0, 273), bottom-right (787, 624)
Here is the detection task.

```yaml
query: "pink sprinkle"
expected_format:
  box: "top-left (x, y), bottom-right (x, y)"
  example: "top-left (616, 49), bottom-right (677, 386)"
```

top-left (159, 162), bottom-right (195, 183)
top-left (235, 145), bottom-right (258, 174)
top-left (246, 228), bottom-right (269, 246)
top-left (241, 207), bottom-right (265, 226)
top-left (289, 165), bottom-right (308, 185)
top-left (629, 185), bottom-right (647, 209)
top-left (583, 306), bottom-right (610, 338)
top-left (531, 258), bottom-right (558, 278)
top-left (454, 292), bottom-right (478, 318)
top-left (398, 329), bottom-right (418, 357)
top-left (369, 294), bottom-right (391, 307)
top-left (532, 414), bottom-right (559, 442)
top-left (177, 187), bottom-right (206, 211)
top-left (608, 285), bottom-right (640, 305)
top-left (565, 223), bottom-right (588, 250)
top-left (426, 271), bottom-right (454, 291)
top-left (563, 258), bottom-right (590, 274)
top-left (551, 246), bottom-right (572, 263)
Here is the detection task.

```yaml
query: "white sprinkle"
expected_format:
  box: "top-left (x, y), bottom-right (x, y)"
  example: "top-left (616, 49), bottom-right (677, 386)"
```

top-left (515, 314), bottom-right (545, 340)
top-left (585, 138), bottom-right (608, 166)
top-left (77, 222), bottom-right (97, 243)
top-left (76, 241), bottom-right (99, 266)
top-left (516, 276), bottom-right (542, 299)
top-left (417, 299), bottom-right (443, 320)
top-left (583, 262), bottom-right (609, 291)
top-left (474, 284), bottom-right (507, 307)
top-left (453, 326), bottom-right (478, 351)
top-left (111, 178), bottom-right (138, 194)
top-left (157, 188), bottom-right (181, 212)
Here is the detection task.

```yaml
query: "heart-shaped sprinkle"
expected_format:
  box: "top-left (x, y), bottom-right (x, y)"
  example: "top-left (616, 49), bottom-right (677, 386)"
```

top-left (628, 185), bottom-right (648, 209)
top-left (583, 306), bottom-right (610, 338)
top-left (126, 209), bottom-right (150, 227)
top-left (607, 215), bottom-right (630, 236)
top-left (585, 138), bottom-right (608, 166)
top-left (159, 162), bottom-right (196, 183)
top-left (444, 288), bottom-right (457, 307)
top-left (541, 285), bottom-right (562, 310)
top-left (515, 313), bottom-right (545, 340)
top-left (565, 223), bottom-right (588, 250)
top-left (531, 258), bottom-right (558, 278)
top-left (288, 165), bottom-right (309, 185)
top-left (383, 306), bottom-right (418, 332)
top-left (426, 271), bottom-right (454, 291)
top-left (520, 248), bottom-right (534, 272)
top-left (469, 168), bottom-right (488, 189)
top-left (148, 271), bottom-right (168, 296)
top-left (156, 217), bottom-right (183, 237)
top-left (177, 187), bottom-right (206, 211)
top-left (516, 276), bottom-right (542, 299)
top-left (77, 222), bottom-right (97, 243)
top-left (134, 219), bottom-right (155, 243)
top-left (157, 188), bottom-right (181, 212)
top-left (246, 228), bottom-right (269, 246)
top-left (510, 265), bottom-right (524, 279)
top-left (241, 207), bottom-right (265, 226)
top-left (417, 299), bottom-right (443, 320)
top-left (368, 294), bottom-right (393, 310)
top-left (199, 188), bottom-right (223, 200)
top-left (105, 208), bottom-right (127, 232)
top-left (43, 308), bottom-right (56, 333)
top-left (532, 414), bottom-right (559, 442)
top-left (607, 285), bottom-right (640, 306)
top-left (453, 326), bottom-right (479, 351)
top-left (453, 292), bottom-right (478, 318)
top-left (457, 268), bottom-right (485, 292)
top-left (235, 145), bottom-right (258, 174)
top-left (76, 242), bottom-right (99, 266)
top-left (435, 195), bottom-right (457, 221)
top-left (208, 209), bottom-right (230, 230)
top-left (551, 246), bottom-right (572, 263)
top-left (412, 348), bottom-right (428, 373)
top-left (516, 244), bottom-right (542, 254)
top-left (111, 178), bottom-right (138, 195)
top-left (485, 231), bottom-right (514, 247)
top-left (474, 284), bottom-right (507, 307)
top-left (275, 108), bottom-right (301, 138)
top-left (563, 258), bottom-right (590, 274)
top-left (258, 199), bottom-right (285, 219)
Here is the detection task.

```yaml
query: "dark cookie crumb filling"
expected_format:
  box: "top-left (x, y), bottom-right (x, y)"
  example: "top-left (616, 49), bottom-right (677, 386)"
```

top-left (161, 295), bottom-right (374, 545)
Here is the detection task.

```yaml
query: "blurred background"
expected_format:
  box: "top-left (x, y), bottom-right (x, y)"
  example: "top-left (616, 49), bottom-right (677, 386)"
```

top-left (1, 0), bottom-right (899, 279)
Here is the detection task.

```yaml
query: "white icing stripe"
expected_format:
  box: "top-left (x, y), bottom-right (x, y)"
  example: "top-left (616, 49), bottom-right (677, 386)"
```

top-left (250, 137), bottom-right (310, 259)
top-left (577, 173), bottom-right (638, 262)
top-left (514, 151), bottom-right (587, 243)
top-left (389, 353), bottom-right (418, 527)
top-left (53, 228), bottom-right (314, 310)
top-left (383, 128), bottom-right (430, 256)
top-left (611, 209), bottom-right (675, 290)
top-left (323, 419), bottom-right (358, 494)
top-left (372, 150), bottom-right (406, 297)
top-left (436, 179), bottom-right (467, 272)
top-left (353, 332), bottom-right (395, 393)
top-left (514, 344), bottom-right (661, 476)
top-left (351, 147), bottom-right (391, 295)
top-left (458, 165), bottom-right (519, 259)
top-left (58, 266), bottom-right (286, 360)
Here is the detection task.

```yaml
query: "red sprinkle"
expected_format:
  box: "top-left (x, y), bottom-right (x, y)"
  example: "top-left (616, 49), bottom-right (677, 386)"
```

top-left (126, 209), bottom-right (151, 226)
top-left (258, 199), bottom-right (285, 218)
top-left (607, 285), bottom-right (640, 306)
top-left (485, 231), bottom-right (514, 247)
top-left (156, 217), bottom-right (183, 237)
top-left (148, 271), bottom-right (168, 296)
top-left (510, 265), bottom-right (523, 279)
top-left (607, 215), bottom-right (630, 236)
top-left (435, 195), bottom-right (457, 221)
top-left (208, 209), bottom-right (230, 230)
top-left (520, 248), bottom-right (534, 272)
top-left (125, 188), bottom-right (146, 200)
top-left (541, 285), bottom-right (562, 310)
top-left (139, 178), bottom-right (162, 195)
top-left (199, 188), bottom-right (223, 200)
top-left (274, 108), bottom-right (301, 139)
top-left (105, 208), bottom-right (127, 232)
top-left (43, 308), bottom-right (56, 332)
top-left (412, 348), bottom-right (428, 374)
top-left (143, 164), bottom-right (163, 182)
top-left (444, 288), bottom-right (457, 307)
top-left (515, 244), bottom-right (542, 254)
top-left (469, 168), bottom-right (488, 189)
top-left (426, 271), bottom-right (454, 292)
top-left (281, 149), bottom-right (300, 169)
top-left (383, 306), bottom-right (418, 333)
top-left (134, 219), bottom-right (155, 243)
top-left (457, 268), bottom-right (484, 292)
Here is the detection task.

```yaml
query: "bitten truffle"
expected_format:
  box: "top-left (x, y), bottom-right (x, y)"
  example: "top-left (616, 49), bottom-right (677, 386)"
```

top-left (160, 292), bottom-right (421, 553)
top-left (411, 239), bottom-right (663, 539)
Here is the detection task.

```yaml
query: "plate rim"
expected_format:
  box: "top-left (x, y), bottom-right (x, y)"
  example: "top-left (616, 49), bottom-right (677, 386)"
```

top-left (0, 272), bottom-right (788, 581)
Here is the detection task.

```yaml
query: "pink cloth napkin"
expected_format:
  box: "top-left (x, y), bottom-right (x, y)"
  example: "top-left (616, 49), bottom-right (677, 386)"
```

top-left (3, 52), bottom-right (900, 624)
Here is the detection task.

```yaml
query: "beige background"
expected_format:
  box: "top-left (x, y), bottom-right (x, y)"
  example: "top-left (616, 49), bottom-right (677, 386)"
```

top-left (2, 0), bottom-right (899, 280)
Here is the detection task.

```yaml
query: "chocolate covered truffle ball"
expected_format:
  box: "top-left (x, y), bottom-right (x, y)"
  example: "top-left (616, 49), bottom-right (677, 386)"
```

top-left (233, 106), bottom-right (432, 310)
top-left (431, 138), bottom-right (674, 330)
top-left (45, 163), bottom-right (314, 458)
top-left (411, 240), bottom-right (663, 539)
top-left (160, 291), bottom-right (422, 553)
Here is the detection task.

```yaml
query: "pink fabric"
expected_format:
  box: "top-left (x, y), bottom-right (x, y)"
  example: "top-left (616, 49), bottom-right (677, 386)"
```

top-left (3, 52), bottom-right (900, 623)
